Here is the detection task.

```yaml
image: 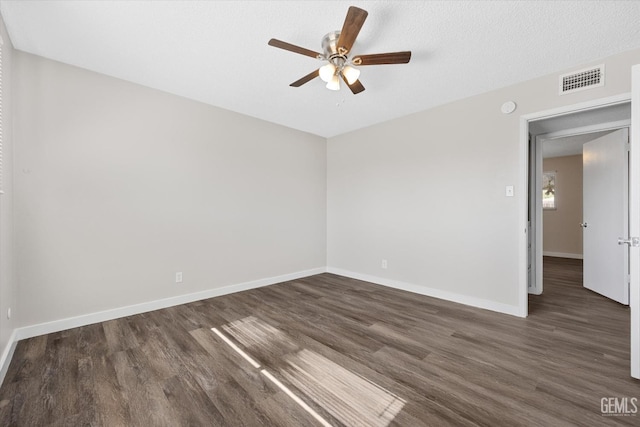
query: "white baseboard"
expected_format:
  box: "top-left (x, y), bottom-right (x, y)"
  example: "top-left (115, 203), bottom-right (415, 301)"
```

top-left (15, 267), bottom-right (326, 341)
top-left (327, 267), bottom-right (523, 318)
top-left (543, 251), bottom-right (583, 259)
top-left (0, 329), bottom-right (18, 387)
top-left (5, 265), bottom-right (522, 385)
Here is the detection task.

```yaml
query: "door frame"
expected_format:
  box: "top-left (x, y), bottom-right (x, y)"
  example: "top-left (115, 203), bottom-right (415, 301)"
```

top-left (630, 65), bottom-right (640, 379)
top-left (530, 120), bottom-right (631, 296)
top-left (519, 93), bottom-right (631, 316)
top-left (519, 92), bottom-right (640, 378)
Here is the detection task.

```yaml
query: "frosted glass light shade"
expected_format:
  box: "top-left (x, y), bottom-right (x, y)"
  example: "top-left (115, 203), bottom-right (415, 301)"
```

top-left (326, 75), bottom-right (340, 90)
top-left (342, 65), bottom-right (360, 85)
top-left (319, 63), bottom-right (336, 83)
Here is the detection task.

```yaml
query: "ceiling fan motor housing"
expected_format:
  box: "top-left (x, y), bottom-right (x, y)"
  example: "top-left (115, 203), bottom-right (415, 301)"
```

top-left (322, 31), bottom-right (347, 65)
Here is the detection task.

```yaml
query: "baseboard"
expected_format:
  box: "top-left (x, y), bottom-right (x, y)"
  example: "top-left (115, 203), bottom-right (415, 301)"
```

top-left (543, 251), bottom-right (583, 259)
top-left (8, 265), bottom-right (522, 379)
top-left (327, 267), bottom-right (523, 318)
top-left (0, 329), bottom-right (18, 387)
top-left (15, 267), bottom-right (326, 341)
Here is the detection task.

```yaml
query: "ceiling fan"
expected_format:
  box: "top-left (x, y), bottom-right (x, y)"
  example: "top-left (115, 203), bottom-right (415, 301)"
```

top-left (268, 6), bottom-right (411, 95)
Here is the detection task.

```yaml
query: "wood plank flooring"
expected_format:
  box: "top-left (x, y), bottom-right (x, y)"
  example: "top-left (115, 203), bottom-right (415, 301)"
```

top-left (0, 257), bottom-right (638, 426)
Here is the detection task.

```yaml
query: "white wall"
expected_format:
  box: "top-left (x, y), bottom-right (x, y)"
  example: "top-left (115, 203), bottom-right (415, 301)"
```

top-left (10, 38), bottom-right (640, 332)
top-left (327, 47), bottom-right (640, 312)
top-left (13, 52), bottom-right (326, 327)
top-left (0, 14), bottom-right (15, 381)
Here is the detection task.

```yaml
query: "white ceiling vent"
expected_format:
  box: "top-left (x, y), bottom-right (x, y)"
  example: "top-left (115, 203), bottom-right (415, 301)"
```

top-left (559, 64), bottom-right (604, 95)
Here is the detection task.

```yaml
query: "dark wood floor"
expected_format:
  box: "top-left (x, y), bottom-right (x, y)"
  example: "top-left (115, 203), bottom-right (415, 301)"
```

top-left (0, 257), bottom-right (637, 426)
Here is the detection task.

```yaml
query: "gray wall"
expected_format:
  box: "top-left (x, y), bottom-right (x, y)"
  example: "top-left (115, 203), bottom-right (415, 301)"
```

top-left (543, 155), bottom-right (583, 257)
top-left (327, 47), bottom-right (640, 310)
top-left (13, 52), bottom-right (327, 327)
top-left (9, 37), bottom-right (640, 331)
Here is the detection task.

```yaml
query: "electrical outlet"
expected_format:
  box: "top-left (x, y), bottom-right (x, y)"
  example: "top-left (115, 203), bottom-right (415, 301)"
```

top-left (176, 272), bottom-right (183, 283)
top-left (7, 307), bottom-right (11, 319)
top-left (381, 259), bottom-right (388, 269)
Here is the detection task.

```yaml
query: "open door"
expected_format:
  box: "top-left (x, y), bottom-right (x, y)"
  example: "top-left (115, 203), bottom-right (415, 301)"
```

top-left (630, 65), bottom-right (640, 379)
top-left (582, 128), bottom-right (629, 304)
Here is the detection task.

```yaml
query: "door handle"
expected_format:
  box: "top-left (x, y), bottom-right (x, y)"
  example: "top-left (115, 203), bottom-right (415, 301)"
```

top-left (580, 222), bottom-right (588, 228)
top-left (618, 237), bottom-right (640, 247)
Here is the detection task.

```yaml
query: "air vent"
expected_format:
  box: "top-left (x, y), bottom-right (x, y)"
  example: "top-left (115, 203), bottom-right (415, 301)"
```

top-left (559, 64), bottom-right (604, 95)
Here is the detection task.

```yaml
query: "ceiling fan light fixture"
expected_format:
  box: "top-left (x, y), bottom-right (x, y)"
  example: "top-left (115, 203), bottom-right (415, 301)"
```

top-left (342, 65), bottom-right (360, 85)
top-left (326, 75), bottom-right (340, 91)
top-left (268, 6), bottom-right (411, 95)
top-left (319, 63), bottom-right (336, 83)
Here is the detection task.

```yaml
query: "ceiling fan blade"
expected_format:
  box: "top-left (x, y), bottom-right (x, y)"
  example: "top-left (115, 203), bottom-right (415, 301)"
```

top-left (268, 38), bottom-right (321, 59)
top-left (290, 69), bottom-right (320, 87)
top-left (353, 51), bottom-right (412, 66)
top-left (340, 72), bottom-right (365, 95)
top-left (337, 6), bottom-right (368, 54)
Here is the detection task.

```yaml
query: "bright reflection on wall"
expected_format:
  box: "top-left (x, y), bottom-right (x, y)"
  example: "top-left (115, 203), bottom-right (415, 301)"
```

top-left (213, 316), bottom-right (406, 427)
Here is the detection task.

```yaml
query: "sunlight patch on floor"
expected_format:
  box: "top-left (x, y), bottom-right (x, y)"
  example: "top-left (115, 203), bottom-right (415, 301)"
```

top-left (222, 316), bottom-right (292, 349)
top-left (261, 369), bottom-right (333, 427)
top-left (214, 316), bottom-right (406, 427)
top-left (211, 327), bottom-right (261, 369)
top-left (282, 349), bottom-right (405, 427)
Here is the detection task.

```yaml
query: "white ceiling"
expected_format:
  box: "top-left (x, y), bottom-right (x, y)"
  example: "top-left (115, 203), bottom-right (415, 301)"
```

top-left (3, 1), bottom-right (640, 138)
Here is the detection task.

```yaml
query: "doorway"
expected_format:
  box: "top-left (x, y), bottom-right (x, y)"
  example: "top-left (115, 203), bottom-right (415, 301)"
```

top-left (520, 93), bottom-right (640, 379)
top-left (527, 102), bottom-right (631, 299)
top-left (520, 66), bottom-right (640, 379)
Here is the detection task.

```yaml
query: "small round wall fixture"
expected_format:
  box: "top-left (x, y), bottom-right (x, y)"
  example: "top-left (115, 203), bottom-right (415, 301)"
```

top-left (501, 101), bottom-right (517, 114)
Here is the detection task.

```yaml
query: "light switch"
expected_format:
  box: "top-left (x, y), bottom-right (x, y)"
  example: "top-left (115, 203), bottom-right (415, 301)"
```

top-left (505, 186), bottom-right (514, 197)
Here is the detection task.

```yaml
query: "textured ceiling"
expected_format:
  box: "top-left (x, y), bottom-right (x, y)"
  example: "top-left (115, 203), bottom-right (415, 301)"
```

top-left (2, 1), bottom-right (640, 138)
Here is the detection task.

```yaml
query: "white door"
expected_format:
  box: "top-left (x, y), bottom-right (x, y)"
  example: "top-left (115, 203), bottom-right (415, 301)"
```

top-left (630, 65), bottom-right (640, 379)
top-left (582, 128), bottom-right (629, 305)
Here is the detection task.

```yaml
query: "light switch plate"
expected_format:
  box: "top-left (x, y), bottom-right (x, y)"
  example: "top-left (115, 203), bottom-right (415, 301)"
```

top-left (505, 186), bottom-right (514, 197)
